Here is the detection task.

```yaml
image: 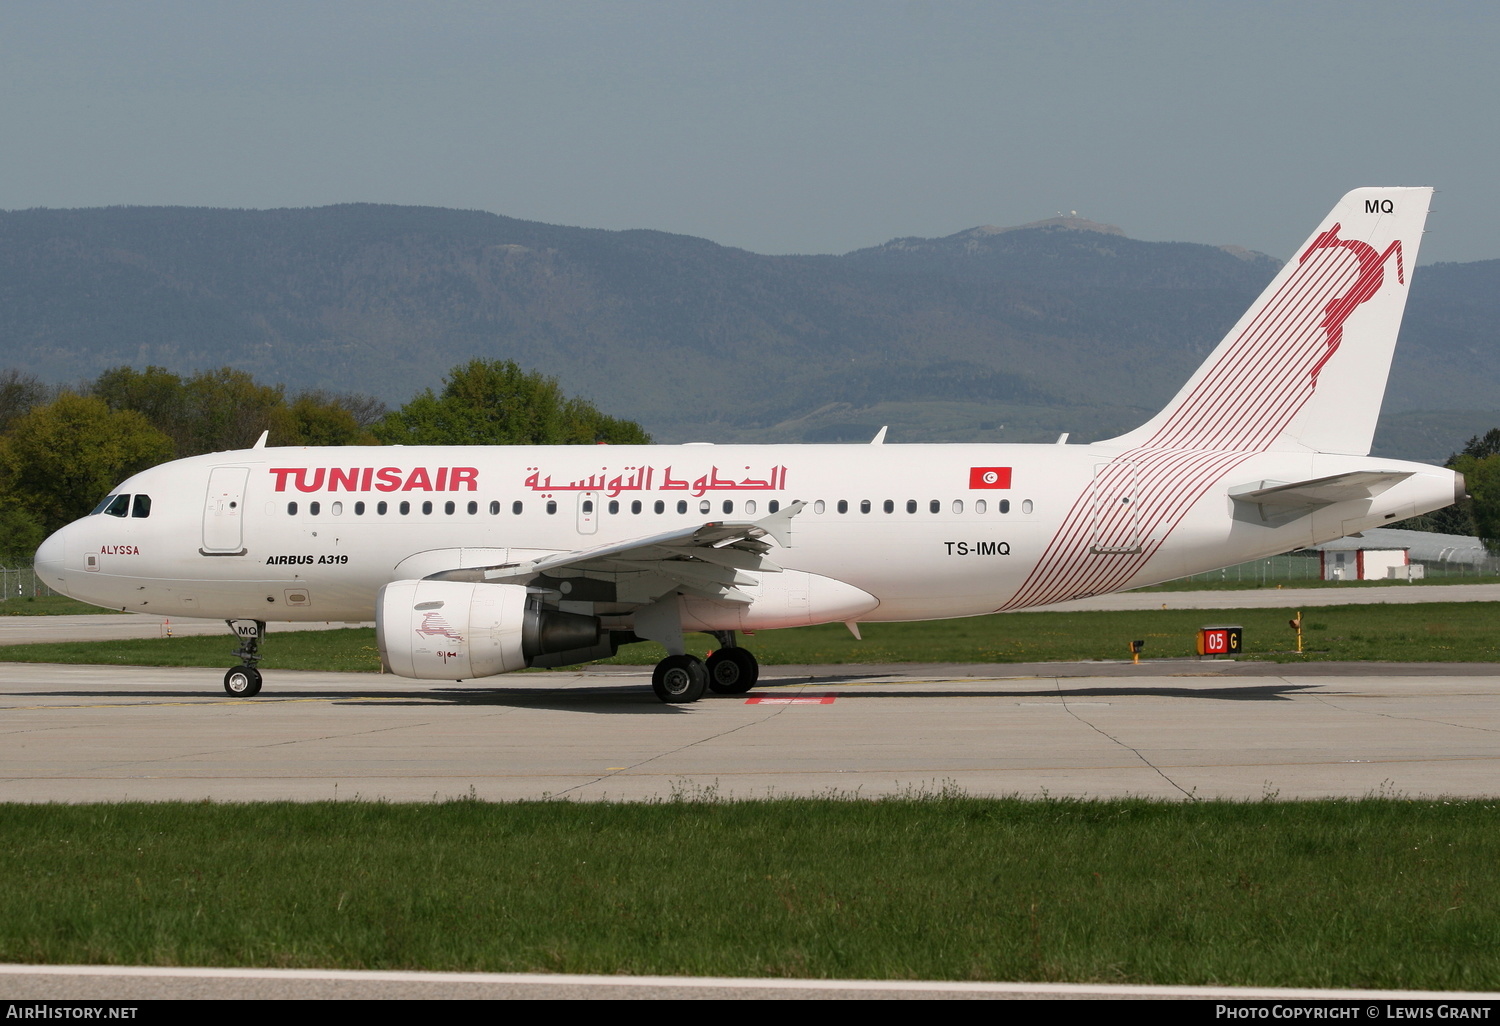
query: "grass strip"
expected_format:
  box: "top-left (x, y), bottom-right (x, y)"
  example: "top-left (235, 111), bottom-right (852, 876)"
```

top-left (1, 601), bottom-right (1497, 670)
top-left (2, 796), bottom-right (1498, 989)
top-left (0, 595), bottom-right (116, 616)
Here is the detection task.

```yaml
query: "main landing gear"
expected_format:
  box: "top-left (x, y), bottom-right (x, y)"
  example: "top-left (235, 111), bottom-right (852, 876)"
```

top-left (649, 632), bottom-right (759, 704)
top-left (224, 619), bottom-right (266, 697)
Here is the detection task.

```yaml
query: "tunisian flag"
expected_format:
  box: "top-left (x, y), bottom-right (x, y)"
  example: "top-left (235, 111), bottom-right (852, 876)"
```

top-left (969, 467), bottom-right (1012, 489)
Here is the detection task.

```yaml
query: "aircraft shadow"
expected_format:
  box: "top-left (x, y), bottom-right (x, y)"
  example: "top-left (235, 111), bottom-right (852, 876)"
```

top-left (18, 680), bottom-right (1326, 708)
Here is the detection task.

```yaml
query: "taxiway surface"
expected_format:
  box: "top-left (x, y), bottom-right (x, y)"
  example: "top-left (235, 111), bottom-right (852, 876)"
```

top-left (4, 658), bottom-right (1499, 802)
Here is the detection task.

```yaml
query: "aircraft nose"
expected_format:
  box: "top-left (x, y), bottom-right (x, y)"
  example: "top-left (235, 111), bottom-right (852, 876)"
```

top-left (34, 528), bottom-right (67, 591)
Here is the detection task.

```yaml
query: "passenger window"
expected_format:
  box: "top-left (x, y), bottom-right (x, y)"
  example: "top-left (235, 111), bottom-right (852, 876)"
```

top-left (677, 500), bottom-right (687, 514)
top-left (632, 500), bottom-right (643, 514)
top-left (444, 501), bottom-right (455, 515)
top-left (608, 500), bottom-right (619, 515)
top-left (310, 501), bottom-right (321, 515)
top-left (131, 494), bottom-right (152, 518)
top-left (654, 500), bottom-right (665, 514)
top-left (582, 500), bottom-right (594, 514)
top-left (546, 500), bottom-right (557, 515)
top-left (837, 500), bottom-right (848, 514)
top-left (378, 501), bottom-right (388, 515)
top-left (814, 500), bottom-right (825, 514)
top-left (512, 500), bottom-right (522, 515)
top-left (860, 500), bottom-right (871, 514)
top-left (745, 500), bottom-right (757, 515)
top-left (400, 501), bottom-right (411, 515)
top-left (999, 499), bottom-right (1010, 514)
top-left (331, 501), bottom-right (343, 516)
top-left (1022, 499), bottom-right (1033, 514)
top-left (354, 501), bottom-right (366, 515)
top-left (975, 499), bottom-right (987, 514)
top-left (929, 499), bottom-right (940, 514)
top-left (952, 499), bottom-right (964, 513)
top-left (768, 500), bottom-right (779, 513)
top-left (883, 499), bottom-right (894, 514)
top-left (905, 499), bottom-right (917, 514)
top-left (287, 501), bottom-right (298, 516)
top-left (468, 501), bottom-right (478, 515)
top-left (489, 501), bottom-right (500, 515)
top-left (103, 494), bottom-right (130, 518)
top-left (722, 500), bottom-right (733, 514)
top-left (699, 500), bottom-right (711, 514)
top-left (422, 501), bottom-right (433, 515)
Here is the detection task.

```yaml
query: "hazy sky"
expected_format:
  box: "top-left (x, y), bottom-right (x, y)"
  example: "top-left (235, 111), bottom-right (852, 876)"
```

top-left (4, 1), bottom-right (1498, 262)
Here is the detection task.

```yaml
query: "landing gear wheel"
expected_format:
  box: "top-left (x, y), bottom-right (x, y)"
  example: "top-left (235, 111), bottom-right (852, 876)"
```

top-left (652, 654), bottom-right (708, 704)
top-left (224, 665), bottom-right (262, 697)
top-left (706, 648), bottom-right (759, 694)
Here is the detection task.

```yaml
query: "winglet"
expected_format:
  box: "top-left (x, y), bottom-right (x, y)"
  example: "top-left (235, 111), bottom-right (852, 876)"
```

top-left (870, 426), bottom-right (888, 445)
top-left (252, 430), bottom-right (269, 449)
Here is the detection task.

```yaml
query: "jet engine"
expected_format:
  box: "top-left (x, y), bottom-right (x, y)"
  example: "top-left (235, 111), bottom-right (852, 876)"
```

top-left (377, 579), bottom-right (602, 680)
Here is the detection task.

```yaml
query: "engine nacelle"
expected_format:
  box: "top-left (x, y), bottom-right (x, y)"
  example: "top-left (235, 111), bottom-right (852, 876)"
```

top-left (377, 579), bottom-right (601, 680)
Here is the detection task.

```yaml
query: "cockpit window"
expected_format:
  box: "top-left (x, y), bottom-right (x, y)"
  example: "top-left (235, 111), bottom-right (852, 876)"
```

top-left (99, 494), bottom-right (130, 518)
top-left (131, 494), bottom-right (152, 518)
top-left (91, 494), bottom-right (119, 515)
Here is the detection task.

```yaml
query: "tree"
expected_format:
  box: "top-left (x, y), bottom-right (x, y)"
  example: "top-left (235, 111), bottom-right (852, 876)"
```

top-left (0, 369), bottom-right (50, 434)
top-left (92, 366), bottom-right (386, 453)
top-left (286, 392), bottom-right (379, 447)
top-left (0, 506), bottom-right (45, 564)
top-left (1460, 429), bottom-right (1500, 462)
top-left (0, 394), bottom-right (174, 532)
top-left (1391, 429), bottom-right (1500, 539)
top-left (372, 360), bottom-right (650, 446)
top-left (1449, 449), bottom-right (1500, 554)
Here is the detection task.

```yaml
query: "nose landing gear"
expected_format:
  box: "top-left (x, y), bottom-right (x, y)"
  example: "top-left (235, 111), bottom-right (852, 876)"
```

top-left (224, 619), bottom-right (266, 697)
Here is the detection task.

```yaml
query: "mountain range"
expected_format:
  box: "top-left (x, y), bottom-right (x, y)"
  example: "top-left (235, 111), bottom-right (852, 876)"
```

top-left (1, 204), bottom-right (1495, 461)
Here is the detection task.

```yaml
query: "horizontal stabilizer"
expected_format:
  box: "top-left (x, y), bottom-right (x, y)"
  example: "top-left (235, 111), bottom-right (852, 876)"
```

top-left (1229, 470), bottom-right (1412, 524)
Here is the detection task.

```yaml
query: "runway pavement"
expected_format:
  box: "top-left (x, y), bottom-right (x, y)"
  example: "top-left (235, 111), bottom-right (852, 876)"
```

top-left (5, 963), bottom-right (1495, 1001)
top-left (5, 657), bottom-right (1500, 803)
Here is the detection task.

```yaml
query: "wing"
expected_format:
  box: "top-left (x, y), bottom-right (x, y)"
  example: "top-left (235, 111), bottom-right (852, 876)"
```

top-left (425, 500), bottom-right (806, 604)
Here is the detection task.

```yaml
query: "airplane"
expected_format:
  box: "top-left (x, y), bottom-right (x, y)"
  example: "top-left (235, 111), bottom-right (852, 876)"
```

top-left (32, 187), bottom-right (1463, 704)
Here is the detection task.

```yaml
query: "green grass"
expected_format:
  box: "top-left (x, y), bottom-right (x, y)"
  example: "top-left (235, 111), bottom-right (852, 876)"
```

top-left (1133, 574), bottom-right (1500, 592)
top-left (3, 797), bottom-right (1499, 989)
top-left (1, 601), bottom-right (1496, 670)
top-left (0, 594), bottom-right (115, 615)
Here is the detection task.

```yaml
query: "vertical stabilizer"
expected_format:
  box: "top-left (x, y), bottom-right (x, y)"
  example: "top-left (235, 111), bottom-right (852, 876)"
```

top-left (1102, 187), bottom-right (1431, 455)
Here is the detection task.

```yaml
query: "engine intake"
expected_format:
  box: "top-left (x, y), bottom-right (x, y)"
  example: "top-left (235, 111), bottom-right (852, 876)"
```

top-left (377, 579), bottom-right (602, 680)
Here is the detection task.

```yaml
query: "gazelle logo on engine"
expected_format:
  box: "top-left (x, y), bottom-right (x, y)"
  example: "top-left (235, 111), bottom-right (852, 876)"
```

top-left (415, 612), bottom-right (464, 643)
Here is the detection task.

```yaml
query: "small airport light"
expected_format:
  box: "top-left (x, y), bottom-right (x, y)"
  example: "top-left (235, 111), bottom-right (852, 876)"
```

top-left (1129, 639), bottom-right (1145, 664)
top-left (1289, 613), bottom-right (1303, 654)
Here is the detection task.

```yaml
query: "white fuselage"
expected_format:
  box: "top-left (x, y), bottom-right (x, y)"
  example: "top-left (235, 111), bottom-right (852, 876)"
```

top-left (36, 441), bottom-right (1459, 625)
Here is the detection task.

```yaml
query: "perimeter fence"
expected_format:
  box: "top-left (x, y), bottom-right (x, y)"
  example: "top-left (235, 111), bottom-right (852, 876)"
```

top-left (0, 563), bottom-right (61, 602)
top-left (1172, 549), bottom-right (1500, 585)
